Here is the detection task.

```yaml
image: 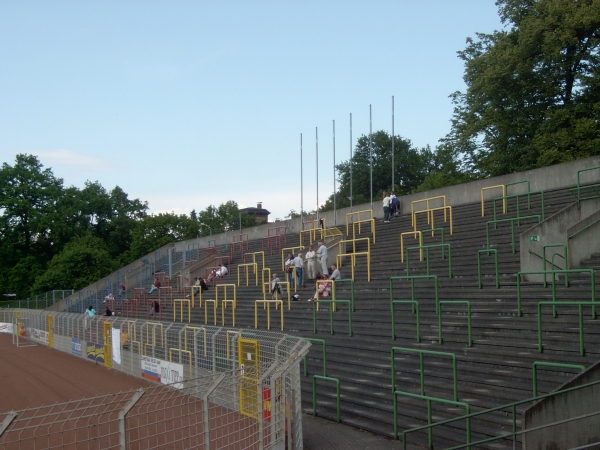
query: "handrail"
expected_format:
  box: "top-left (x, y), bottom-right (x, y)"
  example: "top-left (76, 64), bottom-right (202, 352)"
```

top-left (254, 299), bottom-right (284, 331)
top-left (477, 249), bottom-right (499, 289)
top-left (421, 227), bottom-right (445, 258)
top-left (543, 244), bottom-right (568, 285)
top-left (438, 301), bottom-right (472, 347)
top-left (574, 165), bottom-right (600, 205)
top-left (517, 269), bottom-right (596, 317)
top-left (336, 238), bottom-right (371, 282)
top-left (400, 231), bottom-right (422, 262)
top-left (313, 375), bottom-right (341, 422)
top-left (391, 347), bottom-right (458, 401)
top-left (173, 299), bottom-right (191, 322)
top-left (312, 299), bottom-right (353, 336)
top-left (403, 378), bottom-right (600, 450)
top-left (538, 301), bottom-right (597, 356)
top-left (481, 185), bottom-right (506, 216)
top-left (351, 219), bottom-right (376, 243)
top-left (390, 299), bottom-right (420, 342)
top-left (334, 278), bottom-right (355, 312)
top-left (414, 205), bottom-right (453, 235)
top-left (204, 299), bottom-right (218, 325)
top-left (529, 249), bottom-right (563, 273)
top-left (281, 246), bottom-right (303, 271)
top-left (216, 283), bottom-right (237, 309)
top-left (237, 262), bottom-right (258, 286)
top-left (486, 215), bottom-right (542, 253)
top-left (397, 391), bottom-right (470, 447)
top-left (303, 337), bottom-right (327, 377)
top-left (493, 190), bottom-right (545, 223)
top-left (390, 275), bottom-right (440, 314)
top-left (405, 244), bottom-right (452, 279)
top-left (532, 361), bottom-right (584, 398)
top-left (569, 216), bottom-right (600, 239)
top-left (506, 179), bottom-right (531, 210)
top-left (345, 209), bottom-right (372, 235)
top-left (412, 195), bottom-right (447, 227)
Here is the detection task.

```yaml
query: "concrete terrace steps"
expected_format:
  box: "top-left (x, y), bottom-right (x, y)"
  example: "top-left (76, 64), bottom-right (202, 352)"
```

top-left (119, 185), bottom-right (599, 447)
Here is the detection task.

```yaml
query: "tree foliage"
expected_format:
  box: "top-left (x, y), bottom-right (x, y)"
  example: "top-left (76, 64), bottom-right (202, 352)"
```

top-left (447, 0), bottom-right (600, 176)
top-left (320, 131), bottom-right (436, 211)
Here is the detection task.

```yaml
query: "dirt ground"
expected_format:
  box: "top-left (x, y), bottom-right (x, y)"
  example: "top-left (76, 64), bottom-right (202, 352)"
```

top-left (0, 333), bottom-right (153, 412)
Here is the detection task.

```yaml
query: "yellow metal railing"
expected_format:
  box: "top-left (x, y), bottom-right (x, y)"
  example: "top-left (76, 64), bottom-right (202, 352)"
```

top-left (216, 284), bottom-right (237, 309)
top-left (173, 299), bottom-right (191, 322)
top-left (255, 300), bottom-right (284, 331)
top-left (169, 348), bottom-right (193, 367)
top-left (237, 263), bottom-right (258, 286)
top-left (281, 247), bottom-right (303, 271)
top-left (142, 322), bottom-right (164, 355)
top-left (222, 299), bottom-right (236, 327)
top-left (261, 268), bottom-right (271, 295)
top-left (346, 209), bottom-right (374, 235)
top-left (335, 238), bottom-right (371, 282)
top-left (204, 299), bottom-right (218, 325)
top-left (244, 251), bottom-right (265, 270)
top-left (411, 195), bottom-right (446, 227)
top-left (300, 229), bottom-right (315, 247)
top-left (351, 219), bottom-right (376, 243)
top-left (414, 205), bottom-right (453, 234)
top-left (481, 185), bottom-right (506, 216)
top-left (183, 326), bottom-right (207, 357)
top-left (401, 231), bottom-right (423, 262)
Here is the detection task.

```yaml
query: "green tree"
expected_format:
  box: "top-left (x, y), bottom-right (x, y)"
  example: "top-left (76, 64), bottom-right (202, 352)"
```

top-left (321, 131), bottom-right (435, 210)
top-left (448, 0), bottom-right (600, 176)
top-left (32, 233), bottom-right (116, 293)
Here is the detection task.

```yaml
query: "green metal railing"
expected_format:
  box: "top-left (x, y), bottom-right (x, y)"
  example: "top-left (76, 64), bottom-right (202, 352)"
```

top-left (313, 375), bottom-right (341, 422)
top-left (505, 180), bottom-right (531, 207)
top-left (406, 244), bottom-right (452, 278)
top-left (303, 337), bottom-right (327, 377)
top-left (529, 250), bottom-right (564, 274)
top-left (477, 249), bottom-right (499, 289)
top-left (422, 227), bottom-right (445, 257)
top-left (493, 190), bottom-right (544, 223)
top-left (391, 347), bottom-right (458, 401)
top-left (401, 378), bottom-right (600, 450)
top-left (486, 215), bottom-right (542, 253)
top-left (517, 269), bottom-right (596, 317)
top-left (391, 300), bottom-right (420, 341)
top-left (543, 244), bottom-right (568, 285)
top-left (390, 275), bottom-right (440, 314)
top-left (571, 165), bottom-right (600, 207)
top-left (538, 301), bottom-right (597, 356)
top-left (439, 301), bottom-right (472, 347)
top-left (396, 391), bottom-right (471, 447)
top-left (569, 216), bottom-right (600, 239)
top-left (532, 361), bottom-right (584, 398)
top-left (334, 278), bottom-right (355, 312)
top-left (313, 300), bottom-right (353, 336)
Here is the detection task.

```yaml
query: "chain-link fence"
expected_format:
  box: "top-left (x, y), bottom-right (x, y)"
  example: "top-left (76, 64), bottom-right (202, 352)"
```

top-left (0, 309), bottom-right (310, 450)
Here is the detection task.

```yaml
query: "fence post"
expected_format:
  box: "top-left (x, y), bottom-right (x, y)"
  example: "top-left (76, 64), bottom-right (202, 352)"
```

top-left (118, 389), bottom-right (145, 450)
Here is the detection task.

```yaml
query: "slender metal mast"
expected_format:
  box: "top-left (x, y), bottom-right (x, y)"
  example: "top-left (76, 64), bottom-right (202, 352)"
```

top-left (333, 119), bottom-right (336, 226)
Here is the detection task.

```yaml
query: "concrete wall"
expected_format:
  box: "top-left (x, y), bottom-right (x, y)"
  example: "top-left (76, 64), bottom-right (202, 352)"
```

top-left (519, 198), bottom-right (600, 282)
top-left (523, 361), bottom-right (600, 449)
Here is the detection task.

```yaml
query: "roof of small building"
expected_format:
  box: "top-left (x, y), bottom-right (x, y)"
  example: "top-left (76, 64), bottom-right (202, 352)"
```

top-left (240, 207), bottom-right (271, 215)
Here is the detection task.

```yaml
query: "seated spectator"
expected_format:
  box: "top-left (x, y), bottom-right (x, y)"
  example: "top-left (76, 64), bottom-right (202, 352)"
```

top-left (149, 300), bottom-right (160, 318)
top-left (118, 283), bottom-right (126, 298)
top-left (104, 292), bottom-right (114, 303)
top-left (329, 264), bottom-right (342, 281)
top-left (104, 306), bottom-right (114, 316)
top-left (85, 305), bottom-right (96, 317)
top-left (148, 276), bottom-right (160, 294)
top-left (207, 265), bottom-right (228, 282)
top-left (187, 277), bottom-right (208, 298)
top-left (271, 273), bottom-right (283, 299)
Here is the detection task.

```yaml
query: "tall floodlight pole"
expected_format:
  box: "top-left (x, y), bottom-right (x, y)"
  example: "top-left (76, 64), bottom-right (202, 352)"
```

top-left (350, 113), bottom-right (353, 210)
top-left (369, 104), bottom-right (373, 210)
top-left (300, 133), bottom-right (303, 226)
top-left (333, 119), bottom-right (336, 226)
top-left (392, 96), bottom-right (395, 191)
top-left (316, 127), bottom-right (319, 223)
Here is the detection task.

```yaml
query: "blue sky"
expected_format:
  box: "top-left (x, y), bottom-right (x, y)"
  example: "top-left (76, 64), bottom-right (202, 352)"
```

top-left (0, 1), bottom-right (503, 221)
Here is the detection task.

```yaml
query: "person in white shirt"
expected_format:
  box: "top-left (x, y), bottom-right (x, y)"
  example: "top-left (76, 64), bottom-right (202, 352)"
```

top-left (329, 264), bottom-right (342, 281)
top-left (284, 253), bottom-right (295, 286)
top-left (316, 241), bottom-right (329, 276)
top-left (305, 246), bottom-right (317, 281)
top-left (382, 191), bottom-right (391, 222)
top-left (208, 265), bottom-right (228, 282)
top-left (294, 252), bottom-right (305, 288)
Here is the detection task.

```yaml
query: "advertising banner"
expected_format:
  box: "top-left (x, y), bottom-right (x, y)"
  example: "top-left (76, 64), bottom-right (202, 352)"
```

top-left (111, 328), bottom-right (121, 365)
top-left (0, 323), bottom-right (13, 334)
top-left (141, 356), bottom-right (184, 389)
top-left (31, 328), bottom-right (49, 344)
top-left (71, 338), bottom-right (82, 356)
top-left (87, 342), bottom-right (104, 364)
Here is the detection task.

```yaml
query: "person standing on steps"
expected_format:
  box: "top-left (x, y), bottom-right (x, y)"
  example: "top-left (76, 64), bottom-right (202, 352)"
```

top-left (294, 252), bottom-right (305, 288)
top-left (305, 246), bottom-right (317, 281)
top-left (285, 253), bottom-right (295, 287)
top-left (382, 191), bottom-right (391, 223)
top-left (316, 240), bottom-right (329, 276)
